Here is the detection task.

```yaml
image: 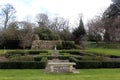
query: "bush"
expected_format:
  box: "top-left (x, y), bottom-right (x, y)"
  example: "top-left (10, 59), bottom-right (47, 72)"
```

top-left (57, 41), bottom-right (76, 49)
top-left (0, 61), bottom-right (46, 69)
top-left (5, 50), bottom-right (27, 58)
top-left (28, 50), bottom-right (48, 55)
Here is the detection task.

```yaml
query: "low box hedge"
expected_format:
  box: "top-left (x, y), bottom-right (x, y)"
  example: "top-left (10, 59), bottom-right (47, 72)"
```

top-left (75, 61), bottom-right (120, 69)
top-left (59, 50), bottom-right (86, 55)
top-left (5, 50), bottom-right (27, 58)
top-left (28, 50), bottom-right (48, 55)
top-left (0, 61), bottom-right (120, 69)
top-left (0, 61), bottom-right (46, 69)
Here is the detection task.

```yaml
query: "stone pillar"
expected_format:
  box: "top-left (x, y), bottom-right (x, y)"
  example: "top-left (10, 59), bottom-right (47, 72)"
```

top-left (69, 65), bottom-right (73, 72)
top-left (50, 65), bottom-right (54, 72)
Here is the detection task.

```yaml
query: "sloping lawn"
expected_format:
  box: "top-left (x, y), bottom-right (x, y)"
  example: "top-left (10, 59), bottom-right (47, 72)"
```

top-left (85, 48), bottom-right (120, 56)
top-left (0, 69), bottom-right (120, 80)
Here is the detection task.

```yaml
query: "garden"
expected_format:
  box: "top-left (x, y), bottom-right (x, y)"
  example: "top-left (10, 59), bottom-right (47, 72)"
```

top-left (0, 0), bottom-right (120, 79)
top-left (0, 47), bottom-right (120, 69)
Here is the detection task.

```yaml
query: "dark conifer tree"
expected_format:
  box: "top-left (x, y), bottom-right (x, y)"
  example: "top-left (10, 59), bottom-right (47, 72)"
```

top-left (72, 17), bottom-right (86, 44)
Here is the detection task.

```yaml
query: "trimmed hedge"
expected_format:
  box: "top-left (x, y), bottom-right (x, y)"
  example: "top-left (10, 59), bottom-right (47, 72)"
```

top-left (59, 50), bottom-right (86, 55)
top-left (75, 61), bottom-right (120, 69)
top-left (10, 56), bottom-right (34, 61)
top-left (28, 50), bottom-right (48, 55)
top-left (0, 61), bottom-right (120, 69)
top-left (0, 61), bottom-right (46, 69)
top-left (5, 50), bottom-right (27, 58)
top-left (34, 55), bottom-right (71, 60)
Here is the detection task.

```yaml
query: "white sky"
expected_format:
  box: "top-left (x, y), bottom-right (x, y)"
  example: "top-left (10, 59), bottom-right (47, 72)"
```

top-left (0, 0), bottom-right (112, 27)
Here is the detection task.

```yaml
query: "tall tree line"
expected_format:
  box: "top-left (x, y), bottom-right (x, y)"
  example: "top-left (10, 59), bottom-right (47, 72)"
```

top-left (0, 4), bottom-right (78, 49)
top-left (87, 0), bottom-right (120, 43)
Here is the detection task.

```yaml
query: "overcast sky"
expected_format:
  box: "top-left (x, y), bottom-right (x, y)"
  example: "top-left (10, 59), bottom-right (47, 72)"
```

top-left (0, 0), bottom-right (112, 26)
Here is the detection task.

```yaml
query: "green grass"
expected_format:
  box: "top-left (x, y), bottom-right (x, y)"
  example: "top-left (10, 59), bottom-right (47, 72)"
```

top-left (85, 48), bottom-right (120, 56)
top-left (0, 69), bottom-right (120, 80)
top-left (0, 50), bottom-right (3, 54)
top-left (0, 49), bottom-right (14, 54)
top-left (87, 42), bottom-right (120, 49)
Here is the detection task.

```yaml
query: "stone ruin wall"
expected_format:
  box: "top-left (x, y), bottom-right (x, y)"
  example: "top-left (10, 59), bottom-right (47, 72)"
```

top-left (31, 40), bottom-right (61, 50)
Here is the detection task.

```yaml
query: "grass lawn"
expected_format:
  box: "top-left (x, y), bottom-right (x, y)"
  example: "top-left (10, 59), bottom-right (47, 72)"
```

top-left (0, 49), bottom-right (14, 54)
top-left (85, 48), bottom-right (120, 56)
top-left (0, 69), bottom-right (120, 80)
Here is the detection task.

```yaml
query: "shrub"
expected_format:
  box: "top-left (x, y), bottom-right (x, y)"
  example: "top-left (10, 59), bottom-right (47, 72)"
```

top-left (57, 41), bottom-right (76, 49)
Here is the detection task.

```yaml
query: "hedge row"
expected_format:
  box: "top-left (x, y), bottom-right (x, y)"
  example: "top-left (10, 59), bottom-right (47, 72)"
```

top-left (5, 51), bottom-right (27, 58)
top-left (34, 55), bottom-right (71, 60)
top-left (0, 62), bottom-right (46, 69)
top-left (75, 61), bottom-right (120, 69)
top-left (28, 50), bottom-right (48, 55)
top-left (59, 50), bottom-right (86, 55)
top-left (0, 61), bottom-right (120, 69)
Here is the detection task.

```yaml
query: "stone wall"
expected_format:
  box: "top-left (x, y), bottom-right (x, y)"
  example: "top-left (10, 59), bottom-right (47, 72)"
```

top-left (31, 40), bottom-right (61, 50)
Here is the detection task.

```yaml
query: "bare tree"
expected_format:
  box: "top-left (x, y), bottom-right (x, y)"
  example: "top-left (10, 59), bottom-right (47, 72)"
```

top-left (49, 17), bottom-right (69, 32)
top-left (87, 16), bottom-right (104, 43)
top-left (0, 4), bottom-right (16, 30)
top-left (36, 13), bottom-right (49, 27)
top-left (18, 21), bottom-right (33, 49)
